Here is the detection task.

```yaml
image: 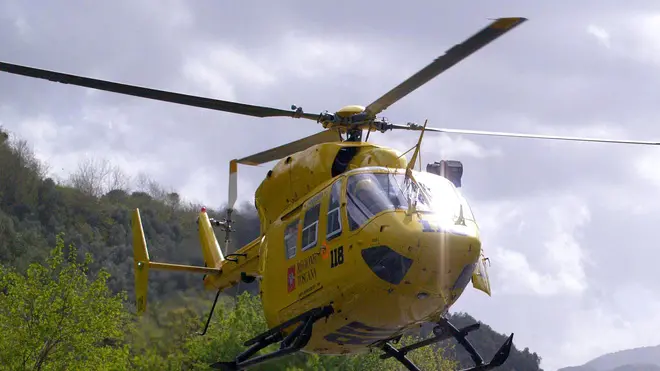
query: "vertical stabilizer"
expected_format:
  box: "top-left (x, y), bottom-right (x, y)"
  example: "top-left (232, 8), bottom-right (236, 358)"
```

top-left (131, 209), bottom-right (150, 314)
top-left (198, 207), bottom-right (225, 268)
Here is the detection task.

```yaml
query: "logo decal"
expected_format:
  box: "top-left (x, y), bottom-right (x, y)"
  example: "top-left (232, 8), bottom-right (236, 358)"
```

top-left (287, 265), bottom-right (296, 292)
top-left (321, 241), bottom-right (330, 260)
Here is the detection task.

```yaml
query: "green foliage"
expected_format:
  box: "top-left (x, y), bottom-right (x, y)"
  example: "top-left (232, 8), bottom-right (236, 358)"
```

top-left (0, 234), bottom-right (130, 370)
top-left (127, 292), bottom-right (457, 371)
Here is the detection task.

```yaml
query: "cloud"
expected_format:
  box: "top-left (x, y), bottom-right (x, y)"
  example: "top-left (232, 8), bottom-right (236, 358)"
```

top-left (560, 285), bottom-right (660, 366)
top-left (582, 13), bottom-right (660, 69)
top-left (475, 193), bottom-right (590, 297)
top-left (375, 131), bottom-right (502, 169)
top-left (587, 24), bottom-right (612, 48)
top-left (635, 148), bottom-right (660, 188)
top-left (180, 44), bottom-right (277, 99)
top-left (624, 13), bottom-right (660, 66)
top-left (274, 31), bottom-right (376, 79)
top-left (424, 134), bottom-right (503, 159)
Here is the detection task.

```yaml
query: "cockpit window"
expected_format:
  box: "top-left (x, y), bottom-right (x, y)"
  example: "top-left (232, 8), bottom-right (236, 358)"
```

top-left (414, 171), bottom-right (465, 222)
top-left (346, 172), bottom-right (419, 230)
top-left (345, 170), bottom-right (467, 230)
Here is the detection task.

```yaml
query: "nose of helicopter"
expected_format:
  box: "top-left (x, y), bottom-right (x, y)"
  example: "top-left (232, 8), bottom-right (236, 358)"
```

top-left (353, 212), bottom-right (483, 324)
top-left (412, 222), bottom-right (482, 300)
top-left (360, 213), bottom-right (482, 299)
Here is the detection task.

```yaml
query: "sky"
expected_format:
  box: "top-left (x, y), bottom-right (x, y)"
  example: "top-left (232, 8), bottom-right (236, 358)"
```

top-left (2, 1), bottom-right (660, 370)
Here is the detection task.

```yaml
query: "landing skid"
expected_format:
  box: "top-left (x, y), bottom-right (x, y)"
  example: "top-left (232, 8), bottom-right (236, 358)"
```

top-left (379, 317), bottom-right (514, 371)
top-left (210, 305), bottom-right (334, 371)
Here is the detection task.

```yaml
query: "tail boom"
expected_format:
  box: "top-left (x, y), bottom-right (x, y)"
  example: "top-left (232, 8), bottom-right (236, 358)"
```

top-left (203, 235), bottom-right (261, 292)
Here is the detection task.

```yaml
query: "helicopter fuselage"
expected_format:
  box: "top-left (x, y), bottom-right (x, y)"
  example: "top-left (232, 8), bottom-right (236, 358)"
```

top-left (255, 144), bottom-right (487, 355)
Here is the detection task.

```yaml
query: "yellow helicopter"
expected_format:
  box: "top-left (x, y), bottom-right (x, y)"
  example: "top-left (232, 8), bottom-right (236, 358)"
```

top-left (2, 16), bottom-right (660, 371)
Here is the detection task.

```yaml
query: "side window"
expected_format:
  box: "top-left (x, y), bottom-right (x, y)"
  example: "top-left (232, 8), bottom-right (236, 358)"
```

top-left (284, 220), bottom-right (298, 259)
top-left (301, 203), bottom-right (321, 251)
top-left (326, 179), bottom-right (342, 240)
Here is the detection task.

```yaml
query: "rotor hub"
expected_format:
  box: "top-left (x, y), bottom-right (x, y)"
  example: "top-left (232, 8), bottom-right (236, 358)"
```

top-left (336, 105), bottom-right (366, 118)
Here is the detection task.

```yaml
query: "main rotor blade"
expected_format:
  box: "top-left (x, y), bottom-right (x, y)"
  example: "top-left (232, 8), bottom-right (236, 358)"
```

top-left (390, 124), bottom-right (660, 145)
top-left (0, 61), bottom-right (320, 120)
top-left (237, 129), bottom-right (341, 166)
top-left (364, 17), bottom-right (527, 117)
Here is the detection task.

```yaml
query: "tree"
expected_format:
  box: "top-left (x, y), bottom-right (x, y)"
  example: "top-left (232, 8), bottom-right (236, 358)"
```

top-left (68, 157), bottom-right (131, 197)
top-left (0, 235), bottom-right (130, 370)
top-left (0, 133), bottom-right (48, 218)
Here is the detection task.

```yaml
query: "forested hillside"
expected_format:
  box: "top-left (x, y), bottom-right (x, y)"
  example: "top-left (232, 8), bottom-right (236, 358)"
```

top-left (0, 126), bottom-right (543, 370)
top-left (559, 344), bottom-right (660, 371)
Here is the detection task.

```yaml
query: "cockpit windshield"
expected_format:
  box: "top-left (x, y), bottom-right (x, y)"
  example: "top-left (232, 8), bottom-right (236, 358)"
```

top-left (345, 169), bottom-right (465, 230)
top-left (346, 172), bottom-right (407, 230)
top-left (414, 171), bottom-right (470, 221)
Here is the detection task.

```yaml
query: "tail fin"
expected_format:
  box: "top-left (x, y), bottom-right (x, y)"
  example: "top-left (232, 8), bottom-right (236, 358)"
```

top-left (131, 208), bottom-right (224, 315)
top-left (198, 207), bottom-right (225, 269)
top-left (131, 209), bottom-right (150, 315)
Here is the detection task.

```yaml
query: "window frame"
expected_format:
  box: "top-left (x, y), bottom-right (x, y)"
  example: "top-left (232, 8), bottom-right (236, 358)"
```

top-left (326, 178), bottom-right (343, 241)
top-left (301, 194), bottom-right (322, 252)
top-left (284, 219), bottom-right (299, 260)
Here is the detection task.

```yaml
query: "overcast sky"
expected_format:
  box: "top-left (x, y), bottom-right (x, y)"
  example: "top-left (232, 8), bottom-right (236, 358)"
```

top-left (3, 1), bottom-right (660, 370)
